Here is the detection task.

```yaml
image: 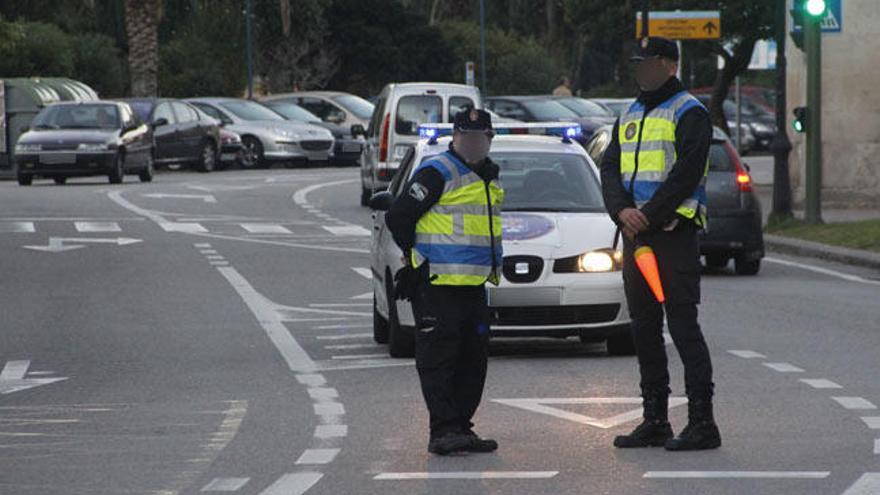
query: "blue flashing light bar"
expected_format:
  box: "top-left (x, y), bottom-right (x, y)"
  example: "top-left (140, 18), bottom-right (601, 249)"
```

top-left (418, 123), bottom-right (582, 143)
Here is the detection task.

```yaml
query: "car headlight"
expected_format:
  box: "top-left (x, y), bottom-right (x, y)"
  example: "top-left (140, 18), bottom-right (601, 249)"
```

top-left (77, 143), bottom-right (109, 151)
top-left (15, 143), bottom-right (41, 153)
top-left (578, 249), bottom-right (623, 273)
top-left (273, 127), bottom-right (300, 140)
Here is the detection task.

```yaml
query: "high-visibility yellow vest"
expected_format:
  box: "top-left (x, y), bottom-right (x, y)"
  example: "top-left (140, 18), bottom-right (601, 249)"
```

top-left (411, 151), bottom-right (504, 286)
top-left (618, 91), bottom-right (708, 227)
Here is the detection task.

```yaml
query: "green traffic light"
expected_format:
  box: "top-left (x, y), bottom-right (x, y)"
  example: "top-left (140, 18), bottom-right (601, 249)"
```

top-left (805, 0), bottom-right (827, 17)
top-left (792, 119), bottom-right (804, 133)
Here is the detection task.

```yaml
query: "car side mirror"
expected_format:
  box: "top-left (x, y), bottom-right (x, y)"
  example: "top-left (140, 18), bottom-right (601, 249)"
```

top-left (152, 117), bottom-right (169, 128)
top-left (369, 191), bottom-right (393, 211)
top-left (350, 124), bottom-right (365, 137)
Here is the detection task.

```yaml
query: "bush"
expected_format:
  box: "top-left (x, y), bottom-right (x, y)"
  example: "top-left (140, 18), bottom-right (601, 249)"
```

top-left (71, 32), bottom-right (126, 97)
top-left (0, 20), bottom-right (74, 77)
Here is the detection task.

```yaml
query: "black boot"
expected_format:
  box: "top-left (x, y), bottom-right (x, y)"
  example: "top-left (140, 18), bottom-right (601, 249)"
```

top-left (428, 431), bottom-right (473, 455)
top-left (665, 398), bottom-right (721, 451)
top-left (463, 429), bottom-right (498, 453)
top-left (614, 394), bottom-right (674, 448)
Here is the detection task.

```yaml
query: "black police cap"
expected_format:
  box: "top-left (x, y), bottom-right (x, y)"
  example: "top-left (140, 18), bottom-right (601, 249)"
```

top-left (631, 37), bottom-right (679, 62)
top-left (453, 108), bottom-right (493, 133)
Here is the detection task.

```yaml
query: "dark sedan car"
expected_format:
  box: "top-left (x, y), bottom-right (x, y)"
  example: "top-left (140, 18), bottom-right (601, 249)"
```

top-left (551, 96), bottom-right (618, 136)
top-left (260, 100), bottom-right (362, 167)
top-left (122, 98), bottom-right (221, 172)
top-left (14, 101), bottom-right (153, 185)
top-left (694, 95), bottom-right (777, 152)
top-left (484, 96), bottom-right (594, 146)
top-left (585, 125), bottom-right (764, 275)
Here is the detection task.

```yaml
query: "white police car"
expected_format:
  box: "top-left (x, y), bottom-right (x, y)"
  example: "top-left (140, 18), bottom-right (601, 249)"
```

top-left (369, 123), bottom-right (633, 358)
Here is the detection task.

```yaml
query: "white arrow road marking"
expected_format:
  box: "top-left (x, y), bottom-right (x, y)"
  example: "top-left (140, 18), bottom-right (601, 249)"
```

top-left (840, 473), bottom-right (880, 494)
top-left (0, 361), bottom-right (68, 395)
top-left (22, 237), bottom-right (142, 253)
top-left (644, 471), bottom-right (830, 479)
top-left (188, 184), bottom-right (256, 192)
top-left (143, 193), bottom-right (217, 203)
top-left (74, 222), bottom-right (121, 233)
top-left (374, 471), bottom-right (559, 480)
top-left (491, 397), bottom-right (688, 429)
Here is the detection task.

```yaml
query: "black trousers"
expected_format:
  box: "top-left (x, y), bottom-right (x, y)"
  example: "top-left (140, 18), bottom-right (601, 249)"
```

top-left (622, 221), bottom-right (714, 399)
top-left (414, 283), bottom-right (490, 439)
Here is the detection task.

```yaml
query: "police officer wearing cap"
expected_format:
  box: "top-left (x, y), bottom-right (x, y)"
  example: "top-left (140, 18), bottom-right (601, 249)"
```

top-left (385, 108), bottom-right (503, 456)
top-left (600, 37), bottom-right (721, 451)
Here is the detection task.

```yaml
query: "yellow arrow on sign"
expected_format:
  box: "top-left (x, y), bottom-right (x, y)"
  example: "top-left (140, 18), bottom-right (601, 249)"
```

top-left (636, 11), bottom-right (721, 40)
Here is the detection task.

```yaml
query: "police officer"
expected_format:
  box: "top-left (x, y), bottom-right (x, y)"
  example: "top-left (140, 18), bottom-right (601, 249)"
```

top-left (600, 37), bottom-right (721, 451)
top-left (386, 109), bottom-right (503, 456)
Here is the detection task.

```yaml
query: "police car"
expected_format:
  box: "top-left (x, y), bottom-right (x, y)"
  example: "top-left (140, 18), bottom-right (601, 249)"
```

top-left (368, 123), bottom-right (633, 358)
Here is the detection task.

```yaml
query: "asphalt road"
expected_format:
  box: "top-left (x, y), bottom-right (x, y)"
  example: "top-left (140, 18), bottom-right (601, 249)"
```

top-left (1, 168), bottom-right (878, 495)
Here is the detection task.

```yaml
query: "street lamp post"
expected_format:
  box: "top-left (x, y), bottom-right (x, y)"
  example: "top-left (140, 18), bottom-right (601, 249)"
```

top-left (804, 0), bottom-right (825, 224)
top-left (771, 0), bottom-right (793, 220)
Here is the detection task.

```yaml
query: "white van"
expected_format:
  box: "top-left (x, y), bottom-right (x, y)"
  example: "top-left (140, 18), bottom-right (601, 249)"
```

top-left (356, 82), bottom-right (482, 206)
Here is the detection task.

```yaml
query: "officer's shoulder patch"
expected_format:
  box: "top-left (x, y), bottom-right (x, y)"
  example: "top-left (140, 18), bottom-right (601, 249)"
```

top-left (408, 182), bottom-right (429, 202)
top-left (624, 122), bottom-right (638, 140)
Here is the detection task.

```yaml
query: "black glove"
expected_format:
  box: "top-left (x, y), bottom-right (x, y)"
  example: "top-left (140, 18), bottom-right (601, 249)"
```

top-left (393, 264), bottom-right (418, 301)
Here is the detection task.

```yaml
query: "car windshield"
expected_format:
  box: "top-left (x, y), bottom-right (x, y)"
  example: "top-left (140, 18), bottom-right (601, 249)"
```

top-left (32, 104), bottom-right (120, 130)
top-left (219, 100), bottom-right (284, 121)
top-left (266, 102), bottom-right (321, 123)
top-left (419, 152), bottom-right (604, 212)
top-left (557, 98), bottom-right (612, 118)
top-left (602, 101), bottom-right (632, 116)
top-left (332, 94), bottom-right (374, 119)
top-left (521, 100), bottom-right (580, 121)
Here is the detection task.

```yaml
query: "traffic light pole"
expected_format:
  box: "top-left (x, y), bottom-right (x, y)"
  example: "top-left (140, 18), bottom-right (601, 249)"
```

top-left (804, 7), bottom-right (823, 224)
top-left (771, 0), bottom-right (793, 220)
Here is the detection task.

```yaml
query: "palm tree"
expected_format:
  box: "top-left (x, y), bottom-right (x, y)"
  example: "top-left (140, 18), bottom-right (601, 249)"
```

top-left (124, 0), bottom-right (160, 96)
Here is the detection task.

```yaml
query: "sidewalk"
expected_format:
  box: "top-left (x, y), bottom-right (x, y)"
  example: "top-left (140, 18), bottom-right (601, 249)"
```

top-left (748, 154), bottom-right (880, 269)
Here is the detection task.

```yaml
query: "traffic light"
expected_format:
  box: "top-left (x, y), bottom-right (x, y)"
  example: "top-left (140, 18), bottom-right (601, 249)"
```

top-left (792, 107), bottom-right (808, 133)
top-left (805, 0), bottom-right (827, 17)
top-left (790, 0), bottom-right (827, 51)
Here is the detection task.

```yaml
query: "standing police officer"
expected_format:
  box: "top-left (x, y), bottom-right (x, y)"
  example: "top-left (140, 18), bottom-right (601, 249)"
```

top-left (600, 37), bottom-right (721, 451)
top-left (386, 109), bottom-right (503, 456)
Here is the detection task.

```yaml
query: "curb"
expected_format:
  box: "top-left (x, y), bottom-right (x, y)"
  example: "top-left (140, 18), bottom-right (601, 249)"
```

top-left (764, 234), bottom-right (880, 271)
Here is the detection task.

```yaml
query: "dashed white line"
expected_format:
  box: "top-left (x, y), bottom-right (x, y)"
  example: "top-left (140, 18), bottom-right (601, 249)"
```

top-left (201, 477), bottom-right (250, 491)
top-left (331, 353), bottom-right (388, 360)
top-left (374, 471), bottom-right (559, 480)
top-left (314, 402), bottom-right (345, 416)
top-left (860, 417), bottom-right (880, 429)
top-left (206, 255), bottom-right (225, 260)
top-left (800, 379), bottom-right (843, 389)
top-left (194, 243), bottom-right (212, 248)
top-left (314, 425), bottom-right (348, 439)
top-left (841, 473), bottom-right (880, 494)
top-left (763, 362), bottom-right (805, 373)
top-left (259, 473), bottom-right (323, 495)
top-left (240, 223), bottom-right (292, 234)
top-left (324, 344), bottom-right (379, 350)
top-left (295, 374), bottom-right (327, 387)
top-left (323, 225), bottom-right (371, 236)
top-left (0, 222), bottom-right (35, 233)
top-left (351, 267), bottom-right (373, 279)
top-left (728, 350), bottom-right (766, 359)
top-left (211, 261), bottom-right (230, 266)
top-left (875, 439), bottom-right (880, 455)
top-left (200, 249), bottom-right (219, 255)
top-left (161, 222), bottom-right (209, 233)
top-left (74, 222), bottom-right (121, 233)
top-left (314, 323), bottom-right (373, 330)
top-left (644, 471), bottom-right (830, 479)
top-left (307, 388), bottom-right (339, 401)
top-left (295, 448), bottom-right (340, 465)
top-left (832, 397), bottom-right (877, 410)
top-left (315, 333), bottom-right (372, 340)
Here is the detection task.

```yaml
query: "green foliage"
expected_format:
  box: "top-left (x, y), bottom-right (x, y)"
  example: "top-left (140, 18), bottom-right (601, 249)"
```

top-left (0, 20), bottom-right (75, 77)
top-left (71, 32), bottom-right (127, 97)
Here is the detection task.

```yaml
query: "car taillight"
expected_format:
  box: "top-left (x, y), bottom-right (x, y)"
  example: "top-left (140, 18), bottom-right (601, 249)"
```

top-left (378, 113), bottom-right (390, 162)
top-left (377, 168), bottom-right (393, 180)
top-left (728, 143), bottom-right (752, 192)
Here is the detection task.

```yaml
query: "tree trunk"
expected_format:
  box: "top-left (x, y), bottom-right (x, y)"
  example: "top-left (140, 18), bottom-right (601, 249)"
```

top-left (124, 0), bottom-right (159, 96)
top-left (280, 0), bottom-right (291, 37)
top-left (709, 37), bottom-right (759, 135)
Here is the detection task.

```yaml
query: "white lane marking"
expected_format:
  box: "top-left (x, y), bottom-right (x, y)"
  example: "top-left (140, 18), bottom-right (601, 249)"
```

top-left (315, 333), bottom-right (373, 340)
top-left (324, 344), bottom-right (380, 351)
top-left (259, 473), bottom-right (323, 495)
top-left (374, 471), bottom-right (559, 480)
top-left (763, 362), bottom-right (805, 373)
top-left (0, 361), bottom-right (30, 381)
top-left (643, 471), bottom-right (830, 479)
top-left (861, 417), bottom-right (880, 429)
top-left (194, 243), bottom-right (212, 248)
top-left (74, 222), bottom-right (121, 233)
top-left (216, 267), bottom-right (316, 373)
top-left (800, 379), bottom-right (843, 389)
top-left (351, 267), bottom-right (372, 279)
top-left (0, 222), bottom-right (36, 233)
top-left (315, 424), bottom-right (348, 439)
top-left (832, 397), bottom-right (877, 410)
top-left (728, 350), bottom-right (766, 359)
top-left (201, 477), bottom-right (250, 491)
top-left (211, 261), bottom-right (230, 266)
top-left (200, 249), bottom-right (218, 254)
top-left (292, 178), bottom-right (358, 207)
top-left (317, 360), bottom-right (414, 372)
top-left (296, 374), bottom-right (326, 387)
top-left (161, 222), bottom-right (209, 233)
top-left (841, 473), bottom-right (880, 494)
top-left (23, 237), bottom-right (141, 252)
top-left (314, 403), bottom-right (345, 416)
top-left (307, 388), bottom-right (339, 400)
top-left (309, 303), bottom-right (372, 308)
top-left (206, 255), bottom-right (225, 260)
top-left (351, 291), bottom-right (373, 300)
top-left (765, 257), bottom-right (880, 287)
top-left (180, 230), bottom-right (369, 254)
top-left (491, 397), bottom-right (688, 429)
top-left (143, 192), bottom-right (217, 203)
top-left (295, 448), bottom-right (340, 465)
top-left (875, 439), bottom-right (880, 455)
top-left (324, 225), bottom-right (371, 236)
top-left (331, 353), bottom-right (388, 360)
top-left (314, 324), bottom-right (373, 330)
top-left (240, 223), bottom-right (292, 234)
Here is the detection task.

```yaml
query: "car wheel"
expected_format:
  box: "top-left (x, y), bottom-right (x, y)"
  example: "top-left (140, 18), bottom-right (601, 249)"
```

top-left (139, 155), bottom-right (155, 183)
top-left (17, 174), bottom-right (33, 186)
top-left (386, 281), bottom-right (414, 358)
top-left (241, 136), bottom-right (264, 169)
top-left (360, 184), bottom-right (371, 207)
top-left (108, 153), bottom-right (125, 184)
top-left (198, 140), bottom-right (217, 173)
top-left (734, 256), bottom-right (761, 276)
top-left (606, 332), bottom-right (636, 356)
top-left (705, 255), bottom-right (729, 269)
top-left (373, 294), bottom-right (389, 344)
top-left (53, 177), bottom-right (67, 185)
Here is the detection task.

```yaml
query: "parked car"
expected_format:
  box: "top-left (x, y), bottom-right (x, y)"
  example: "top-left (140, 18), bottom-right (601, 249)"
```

top-left (695, 94), bottom-right (776, 152)
top-left (261, 100), bottom-right (363, 167)
top-left (550, 96), bottom-right (617, 139)
top-left (186, 97), bottom-right (334, 169)
top-left (585, 125), bottom-right (764, 275)
top-left (692, 85), bottom-right (776, 114)
top-left (357, 82), bottom-right (482, 206)
top-left (589, 98), bottom-right (636, 118)
top-left (122, 98), bottom-right (220, 172)
top-left (261, 91), bottom-right (375, 130)
top-left (14, 101), bottom-right (154, 185)
top-left (484, 96), bottom-right (593, 146)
